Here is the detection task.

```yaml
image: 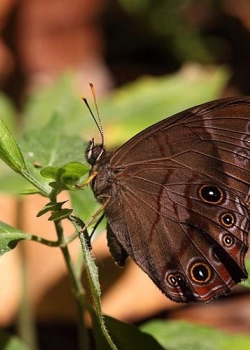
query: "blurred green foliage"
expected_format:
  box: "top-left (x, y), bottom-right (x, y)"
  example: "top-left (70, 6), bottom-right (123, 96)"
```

top-left (141, 320), bottom-right (250, 350)
top-left (118, 0), bottom-right (214, 62)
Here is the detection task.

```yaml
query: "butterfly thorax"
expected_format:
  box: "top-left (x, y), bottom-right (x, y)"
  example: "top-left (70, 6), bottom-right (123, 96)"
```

top-left (86, 139), bottom-right (114, 203)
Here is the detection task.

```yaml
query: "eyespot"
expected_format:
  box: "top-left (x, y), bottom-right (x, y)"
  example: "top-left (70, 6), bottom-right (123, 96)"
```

top-left (222, 234), bottom-right (234, 247)
top-left (199, 185), bottom-right (223, 204)
top-left (190, 262), bottom-right (211, 284)
top-left (221, 213), bottom-right (235, 227)
top-left (166, 273), bottom-right (185, 287)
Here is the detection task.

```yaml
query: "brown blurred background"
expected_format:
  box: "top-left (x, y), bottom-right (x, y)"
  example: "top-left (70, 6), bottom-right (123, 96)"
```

top-left (1, 0), bottom-right (250, 349)
top-left (2, 0), bottom-right (250, 104)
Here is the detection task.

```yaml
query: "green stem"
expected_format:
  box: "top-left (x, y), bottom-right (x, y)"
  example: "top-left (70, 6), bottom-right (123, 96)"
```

top-left (30, 235), bottom-right (60, 247)
top-left (54, 219), bottom-right (90, 350)
top-left (30, 229), bottom-right (78, 247)
top-left (16, 198), bottom-right (38, 350)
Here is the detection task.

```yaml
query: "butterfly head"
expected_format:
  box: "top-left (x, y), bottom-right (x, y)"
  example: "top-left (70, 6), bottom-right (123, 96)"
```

top-left (86, 138), bottom-right (106, 166)
top-left (86, 138), bottom-right (113, 202)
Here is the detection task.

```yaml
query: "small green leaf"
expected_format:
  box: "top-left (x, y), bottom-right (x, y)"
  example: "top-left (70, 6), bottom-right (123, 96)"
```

top-left (48, 181), bottom-right (69, 191)
top-left (0, 119), bottom-right (26, 173)
top-left (0, 221), bottom-right (32, 256)
top-left (37, 201), bottom-right (68, 217)
top-left (20, 188), bottom-right (44, 195)
top-left (41, 162), bottom-right (89, 185)
top-left (40, 166), bottom-right (61, 180)
top-left (48, 208), bottom-right (73, 221)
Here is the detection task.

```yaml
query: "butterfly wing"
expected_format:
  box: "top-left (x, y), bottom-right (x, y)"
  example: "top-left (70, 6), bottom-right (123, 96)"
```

top-left (96, 97), bottom-right (250, 302)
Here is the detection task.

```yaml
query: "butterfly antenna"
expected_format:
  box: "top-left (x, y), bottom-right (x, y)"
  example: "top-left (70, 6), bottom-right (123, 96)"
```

top-left (82, 83), bottom-right (104, 147)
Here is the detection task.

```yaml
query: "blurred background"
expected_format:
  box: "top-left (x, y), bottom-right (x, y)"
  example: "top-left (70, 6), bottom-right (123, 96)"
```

top-left (1, 0), bottom-right (250, 103)
top-left (1, 0), bottom-right (250, 349)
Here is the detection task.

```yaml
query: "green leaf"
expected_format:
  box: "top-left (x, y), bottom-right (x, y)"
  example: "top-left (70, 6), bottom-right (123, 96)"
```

top-left (20, 188), bottom-right (44, 195)
top-left (17, 114), bottom-right (87, 196)
top-left (0, 330), bottom-right (29, 350)
top-left (37, 201), bottom-right (68, 217)
top-left (20, 113), bottom-right (86, 167)
top-left (48, 181), bottom-right (69, 191)
top-left (48, 208), bottom-right (73, 221)
top-left (141, 320), bottom-right (250, 350)
top-left (0, 119), bottom-right (51, 196)
top-left (41, 161), bottom-right (89, 185)
top-left (92, 315), bottom-right (164, 350)
top-left (0, 221), bottom-right (32, 256)
top-left (0, 119), bottom-right (26, 173)
top-left (37, 200), bottom-right (73, 221)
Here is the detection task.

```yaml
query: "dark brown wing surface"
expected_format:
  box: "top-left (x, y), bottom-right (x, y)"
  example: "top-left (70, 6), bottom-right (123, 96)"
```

top-left (95, 97), bottom-right (250, 302)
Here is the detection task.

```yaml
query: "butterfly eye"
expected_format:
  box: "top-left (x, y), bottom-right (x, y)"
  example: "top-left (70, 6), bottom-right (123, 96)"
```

top-left (199, 185), bottom-right (223, 204)
top-left (87, 141), bottom-right (105, 165)
top-left (190, 262), bottom-right (211, 284)
top-left (221, 213), bottom-right (235, 227)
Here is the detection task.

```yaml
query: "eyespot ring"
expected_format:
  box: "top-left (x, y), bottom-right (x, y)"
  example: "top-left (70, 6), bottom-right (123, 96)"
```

top-left (222, 234), bottom-right (234, 247)
top-left (190, 262), bottom-right (211, 284)
top-left (199, 185), bottom-right (223, 204)
top-left (220, 213), bottom-right (235, 228)
top-left (166, 273), bottom-right (185, 287)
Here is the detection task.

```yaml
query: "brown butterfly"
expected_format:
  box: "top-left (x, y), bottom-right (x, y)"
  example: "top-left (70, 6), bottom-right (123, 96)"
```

top-left (86, 96), bottom-right (250, 302)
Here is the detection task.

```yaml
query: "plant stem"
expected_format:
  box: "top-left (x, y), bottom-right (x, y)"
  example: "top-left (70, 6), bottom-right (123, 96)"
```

top-left (54, 219), bottom-right (90, 350)
top-left (17, 244), bottom-right (38, 350)
top-left (15, 198), bottom-right (38, 350)
top-left (30, 234), bottom-right (60, 246)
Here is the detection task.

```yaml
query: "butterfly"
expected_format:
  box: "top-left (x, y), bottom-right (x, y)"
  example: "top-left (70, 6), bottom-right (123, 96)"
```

top-left (86, 95), bottom-right (250, 302)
